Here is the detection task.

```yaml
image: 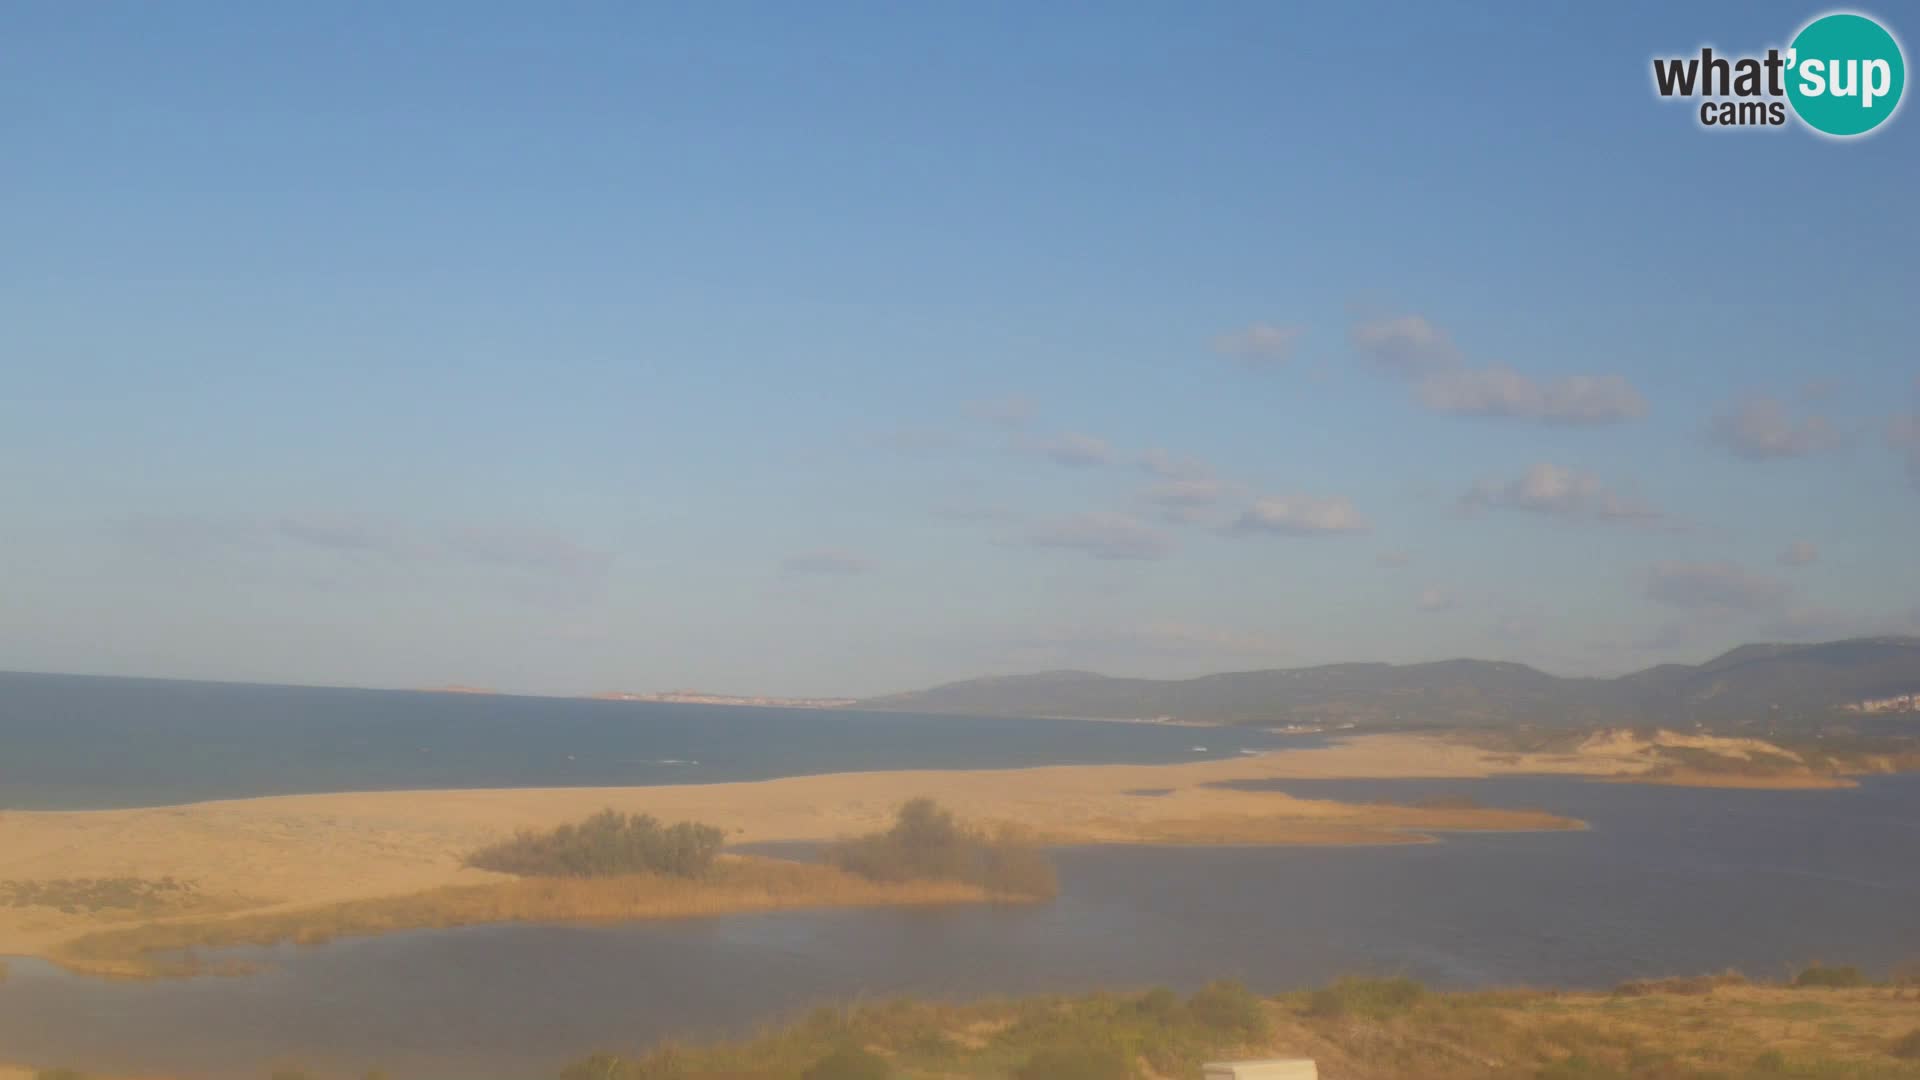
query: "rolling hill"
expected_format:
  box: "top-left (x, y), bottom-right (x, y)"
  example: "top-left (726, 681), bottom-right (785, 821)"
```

top-left (857, 636), bottom-right (1920, 732)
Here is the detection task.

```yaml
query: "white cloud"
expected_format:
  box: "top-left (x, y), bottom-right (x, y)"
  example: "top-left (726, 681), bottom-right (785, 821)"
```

top-left (1350, 314), bottom-right (1457, 375)
top-left (1215, 323), bottom-right (1304, 365)
top-left (1418, 367), bottom-right (1647, 425)
top-left (780, 549), bottom-right (874, 576)
top-left (1644, 561), bottom-right (1788, 612)
top-left (1778, 541), bottom-right (1818, 568)
top-left (1461, 463), bottom-right (1662, 524)
top-left (1024, 512), bottom-right (1174, 561)
top-left (1230, 495), bottom-right (1370, 536)
top-left (1707, 396), bottom-right (1840, 460)
top-left (1416, 587), bottom-right (1457, 612)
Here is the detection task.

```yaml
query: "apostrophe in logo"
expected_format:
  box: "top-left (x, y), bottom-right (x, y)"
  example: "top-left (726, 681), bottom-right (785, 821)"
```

top-left (1786, 13), bottom-right (1905, 136)
top-left (1651, 10), bottom-right (1905, 138)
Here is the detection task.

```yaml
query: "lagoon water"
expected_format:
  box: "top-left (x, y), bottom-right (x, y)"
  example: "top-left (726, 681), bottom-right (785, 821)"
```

top-left (4, 774), bottom-right (1918, 1079)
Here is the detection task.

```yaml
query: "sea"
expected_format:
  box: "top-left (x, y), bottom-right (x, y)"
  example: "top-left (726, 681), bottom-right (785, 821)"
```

top-left (2, 672), bottom-right (1917, 1079)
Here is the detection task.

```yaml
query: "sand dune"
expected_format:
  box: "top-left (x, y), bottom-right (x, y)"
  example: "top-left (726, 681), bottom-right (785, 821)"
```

top-left (0, 732), bottom-right (1738, 965)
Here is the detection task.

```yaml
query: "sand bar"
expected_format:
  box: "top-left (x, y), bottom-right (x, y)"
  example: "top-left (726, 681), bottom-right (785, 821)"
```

top-left (0, 732), bottom-right (1808, 965)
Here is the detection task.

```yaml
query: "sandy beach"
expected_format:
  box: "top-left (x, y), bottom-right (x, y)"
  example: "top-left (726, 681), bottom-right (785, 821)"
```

top-left (0, 731), bottom-right (1830, 970)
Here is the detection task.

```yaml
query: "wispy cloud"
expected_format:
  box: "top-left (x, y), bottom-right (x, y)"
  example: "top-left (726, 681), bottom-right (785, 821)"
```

top-left (1137, 448), bottom-right (1215, 482)
top-left (444, 525), bottom-right (613, 583)
top-left (1376, 550), bottom-right (1411, 568)
top-left (1230, 495), bottom-right (1370, 536)
top-left (1214, 322), bottom-right (1304, 366)
top-left (1027, 431), bottom-right (1116, 467)
top-left (967, 395), bottom-right (1035, 430)
top-left (1644, 561), bottom-right (1787, 612)
top-left (1350, 314), bottom-right (1458, 375)
top-left (780, 549), bottom-right (874, 576)
top-left (1024, 512), bottom-right (1175, 560)
top-left (1416, 586), bottom-right (1457, 612)
top-left (1890, 412), bottom-right (1920, 488)
top-left (1351, 313), bottom-right (1646, 426)
top-left (1419, 367), bottom-right (1647, 425)
top-left (1707, 395), bottom-right (1840, 460)
top-left (277, 514), bottom-right (407, 555)
top-left (1778, 541), bottom-right (1819, 567)
top-left (1460, 463), bottom-right (1662, 524)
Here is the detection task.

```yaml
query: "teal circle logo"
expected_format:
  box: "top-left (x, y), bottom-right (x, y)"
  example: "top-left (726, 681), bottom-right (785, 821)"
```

top-left (1786, 13), bottom-right (1906, 136)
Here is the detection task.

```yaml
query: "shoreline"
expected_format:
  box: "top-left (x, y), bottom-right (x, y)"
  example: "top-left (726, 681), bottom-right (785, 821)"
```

top-left (0, 731), bottom-right (1865, 977)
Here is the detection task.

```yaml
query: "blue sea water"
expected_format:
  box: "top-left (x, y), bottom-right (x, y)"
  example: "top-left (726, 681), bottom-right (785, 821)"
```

top-left (0, 671), bottom-right (1294, 810)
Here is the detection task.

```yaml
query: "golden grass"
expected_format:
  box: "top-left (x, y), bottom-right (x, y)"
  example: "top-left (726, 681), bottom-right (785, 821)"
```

top-left (47, 856), bottom-right (1005, 978)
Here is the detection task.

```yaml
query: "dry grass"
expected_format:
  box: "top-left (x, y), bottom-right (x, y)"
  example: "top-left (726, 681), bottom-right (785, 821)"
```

top-left (48, 856), bottom-right (1006, 978)
top-left (550, 979), bottom-right (1920, 1080)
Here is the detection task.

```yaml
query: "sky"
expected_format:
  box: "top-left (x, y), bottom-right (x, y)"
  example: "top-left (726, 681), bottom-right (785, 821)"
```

top-left (3, 2), bottom-right (1918, 697)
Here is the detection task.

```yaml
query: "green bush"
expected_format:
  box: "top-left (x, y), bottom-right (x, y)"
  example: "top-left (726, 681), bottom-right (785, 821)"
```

top-left (1014, 1045), bottom-right (1135, 1080)
top-left (826, 799), bottom-right (1057, 899)
top-left (1892, 1028), bottom-right (1920, 1060)
top-left (1188, 980), bottom-right (1270, 1039)
top-left (1792, 964), bottom-right (1865, 988)
top-left (1306, 976), bottom-right (1426, 1019)
top-left (801, 1045), bottom-right (890, 1080)
top-left (1135, 986), bottom-right (1182, 1019)
top-left (467, 810), bottom-right (724, 879)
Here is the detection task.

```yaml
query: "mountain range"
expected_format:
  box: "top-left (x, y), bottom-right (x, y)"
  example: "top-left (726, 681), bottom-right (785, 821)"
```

top-left (856, 636), bottom-right (1920, 733)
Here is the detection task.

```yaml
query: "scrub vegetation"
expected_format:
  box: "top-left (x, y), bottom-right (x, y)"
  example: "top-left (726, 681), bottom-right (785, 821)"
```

top-left (23, 971), bottom-right (1920, 1079)
top-left (825, 798), bottom-right (1059, 900)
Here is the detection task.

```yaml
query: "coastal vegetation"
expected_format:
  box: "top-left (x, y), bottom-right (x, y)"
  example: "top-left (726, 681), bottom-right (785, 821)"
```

top-left (0, 876), bottom-right (203, 916)
top-left (33, 972), bottom-right (1920, 1080)
top-left (826, 798), bottom-right (1059, 900)
top-left (44, 801), bottom-right (1056, 978)
top-left (47, 857), bottom-right (996, 978)
top-left (526, 972), bottom-right (1920, 1080)
top-left (466, 810), bottom-right (726, 879)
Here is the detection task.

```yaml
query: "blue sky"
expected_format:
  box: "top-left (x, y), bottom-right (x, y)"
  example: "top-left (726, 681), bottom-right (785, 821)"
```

top-left (4, 2), bottom-right (1917, 696)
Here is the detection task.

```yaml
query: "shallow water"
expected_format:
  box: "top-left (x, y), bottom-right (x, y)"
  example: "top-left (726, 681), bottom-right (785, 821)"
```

top-left (4, 775), bottom-right (1916, 1079)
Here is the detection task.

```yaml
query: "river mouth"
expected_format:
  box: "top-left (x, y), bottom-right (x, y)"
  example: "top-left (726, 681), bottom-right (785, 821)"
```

top-left (4, 774), bottom-right (1917, 1080)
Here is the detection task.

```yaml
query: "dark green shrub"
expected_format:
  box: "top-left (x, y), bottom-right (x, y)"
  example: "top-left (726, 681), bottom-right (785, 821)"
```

top-left (1792, 964), bottom-right (1864, 988)
top-left (826, 799), bottom-right (1057, 899)
top-left (801, 1045), bottom-right (889, 1080)
top-left (467, 810), bottom-right (724, 878)
top-left (1892, 1028), bottom-right (1920, 1060)
top-left (1188, 980), bottom-right (1270, 1039)
top-left (1306, 976), bottom-right (1426, 1019)
top-left (1014, 1045), bottom-right (1135, 1080)
top-left (1135, 986), bottom-right (1181, 1019)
